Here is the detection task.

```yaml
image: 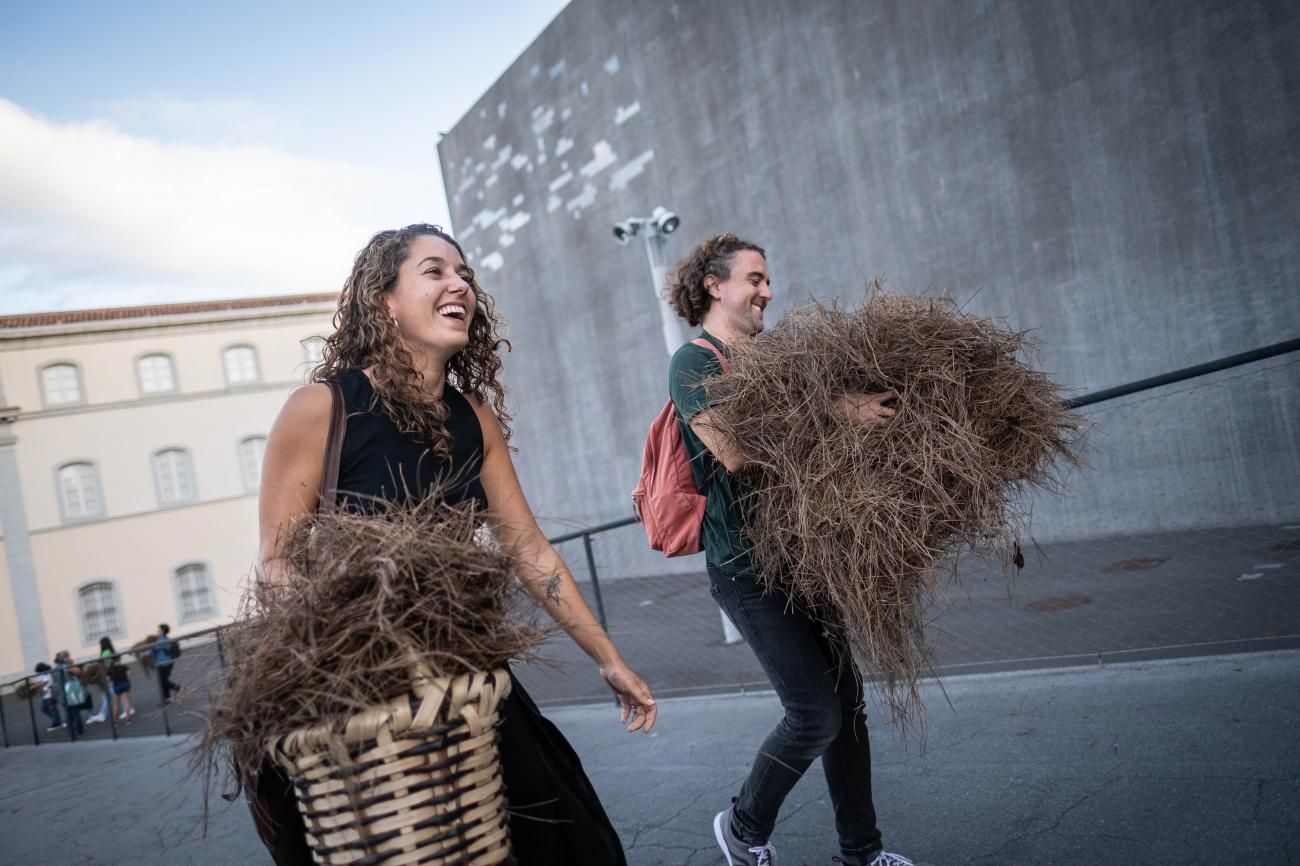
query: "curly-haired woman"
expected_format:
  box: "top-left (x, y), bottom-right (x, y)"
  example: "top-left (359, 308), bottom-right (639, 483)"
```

top-left (250, 224), bottom-right (656, 865)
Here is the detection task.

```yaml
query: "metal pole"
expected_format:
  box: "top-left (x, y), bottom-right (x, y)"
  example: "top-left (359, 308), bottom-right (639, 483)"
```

top-left (105, 676), bottom-right (117, 741)
top-left (0, 683), bottom-right (8, 748)
top-left (641, 228), bottom-right (683, 356)
top-left (25, 677), bottom-right (40, 747)
top-left (158, 662), bottom-right (172, 737)
top-left (64, 669), bottom-right (76, 743)
top-left (582, 534), bottom-right (608, 630)
top-left (1062, 336), bottom-right (1300, 409)
top-left (640, 227), bottom-right (745, 646)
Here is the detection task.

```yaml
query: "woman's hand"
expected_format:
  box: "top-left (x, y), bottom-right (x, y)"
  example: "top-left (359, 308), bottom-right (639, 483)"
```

top-left (600, 661), bottom-right (658, 734)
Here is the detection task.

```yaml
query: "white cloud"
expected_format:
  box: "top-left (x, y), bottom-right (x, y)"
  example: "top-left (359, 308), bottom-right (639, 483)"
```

top-left (91, 95), bottom-right (282, 148)
top-left (0, 98), bottom-right (425, 313)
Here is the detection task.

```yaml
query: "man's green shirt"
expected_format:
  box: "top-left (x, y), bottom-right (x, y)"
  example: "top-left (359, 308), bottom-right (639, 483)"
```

top-left (667, 330), bottom-right (753, 574)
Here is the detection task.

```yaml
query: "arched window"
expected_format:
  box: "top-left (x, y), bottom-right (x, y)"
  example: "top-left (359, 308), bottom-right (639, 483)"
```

top-left (78, 581), bottom-right (123, 643)
top-left (40, 363), bottom-right (84, 406)
top-left (137, 353), bottom-right (177, 394)
top-left (223, 344), bottom-right (260, 385)
top-left (57, 461), bottom-right (103, 520)
top-left (173, 562), bottom-right (216, 621)
top-left (152, 448), bottom-right (197, 504)
top-left (302, 337), bottom-right (326, 364)
top-left (238, 436), bottom-right (267, 492)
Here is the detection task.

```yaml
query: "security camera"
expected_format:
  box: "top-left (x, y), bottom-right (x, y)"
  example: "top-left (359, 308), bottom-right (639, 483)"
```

top-left (612, 220), bottom-right (640, 245)
top-left (651, 206), bottom-right (680, 235)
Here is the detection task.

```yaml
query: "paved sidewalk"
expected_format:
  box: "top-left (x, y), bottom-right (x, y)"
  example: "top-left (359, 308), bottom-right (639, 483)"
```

top-left (1, 650), bottom-right (1296, 865)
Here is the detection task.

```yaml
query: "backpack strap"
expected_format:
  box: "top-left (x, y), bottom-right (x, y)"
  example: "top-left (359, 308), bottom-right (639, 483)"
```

top-left (319, 380), bottom-right (346, 511)
top-left (690, 337), bottom-right (730, 375)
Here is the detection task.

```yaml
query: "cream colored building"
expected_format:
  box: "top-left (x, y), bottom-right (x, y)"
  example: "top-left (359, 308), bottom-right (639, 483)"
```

top-left (0, 293), bottom-right (337, 680)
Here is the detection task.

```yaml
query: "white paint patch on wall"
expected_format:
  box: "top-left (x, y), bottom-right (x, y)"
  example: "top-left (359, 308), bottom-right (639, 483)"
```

top-left (510, 153), bottom-right (530, 170)
top-left (546, 194), bottom-right (562, 213)
top-left (483, 134), bottom-right (497, 150)
top-left (500, 211), bottom-right (532, 232)
top-left (579, 141), bottom-right (617, 178)
top-left (561, 107), bottom-right (573, 122)
top-left (581, 81), bottom-right (589, 96)
top-left (565, 182), bottom-right (597, 217)
top-left (614, 102), bottom-right (641, 125)
top-left (471, 207), bottom-right (507, 231)
top-left (548, 60), bottom-right (566, 78)
top-left (609, 149), bottom-right (655, 192)
top-left (499, 233), bottom-right (515, 248)
top-left (605, 55), bottom-right (620, 74)
top-left (491, 145), bottom-right (513, 170)
top-left (512, 194), bottom-right (525, 207)
top-left (531, 106), bottom-right (555, 135)
top-left (555, 137), bottom-right (574, 157)
top-left (480, 251), bottom-right (505, 271)
top-left (485, 173), bottom-right (498, 188)
top-left (497, 101), bottom-right (508, 119)
top-left (548, 171), bottom-right (574, 192)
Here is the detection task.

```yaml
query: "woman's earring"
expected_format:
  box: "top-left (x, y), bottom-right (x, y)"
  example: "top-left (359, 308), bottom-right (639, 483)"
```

top-left (391, 314), bottom-right (399, 328)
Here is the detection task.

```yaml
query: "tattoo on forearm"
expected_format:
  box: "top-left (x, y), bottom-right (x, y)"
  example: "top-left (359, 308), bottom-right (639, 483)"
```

top-left (543, 574), bottom-right (563, 606)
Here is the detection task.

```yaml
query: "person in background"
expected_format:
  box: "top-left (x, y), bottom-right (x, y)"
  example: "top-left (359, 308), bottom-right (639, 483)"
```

top-left (108, 652), bottom-right (134, 721)
top-left (152, 623), bottom-right (182, 704)
top-left (51, 650), bottom-right (87, 737)
top-left (33, 662), bottom-right (63, 731)
top-left (86, 636), bottom-right (115, 724)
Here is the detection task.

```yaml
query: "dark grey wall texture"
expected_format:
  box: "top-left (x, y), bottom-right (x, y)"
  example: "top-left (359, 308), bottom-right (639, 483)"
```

top-left (439, 0), bottom-right (1299, 575)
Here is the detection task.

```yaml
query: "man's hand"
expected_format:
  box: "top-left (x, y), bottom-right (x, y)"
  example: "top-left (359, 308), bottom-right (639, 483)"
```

top-left (834, 390), bottom-right (898, 425)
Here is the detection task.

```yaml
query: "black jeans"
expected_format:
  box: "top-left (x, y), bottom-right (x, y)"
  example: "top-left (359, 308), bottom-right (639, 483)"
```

top-left (707, 565), bottom-right (883, 861)
top-left (158, 663), bottom-right (180, 702)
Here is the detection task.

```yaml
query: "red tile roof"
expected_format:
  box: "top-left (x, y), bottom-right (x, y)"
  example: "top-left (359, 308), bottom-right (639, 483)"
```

top-left (0, 293), bottom-right (338, 330)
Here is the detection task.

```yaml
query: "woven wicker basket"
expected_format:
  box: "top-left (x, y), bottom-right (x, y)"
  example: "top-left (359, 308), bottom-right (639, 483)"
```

top-left (272, 665), bottom-right (513, 865)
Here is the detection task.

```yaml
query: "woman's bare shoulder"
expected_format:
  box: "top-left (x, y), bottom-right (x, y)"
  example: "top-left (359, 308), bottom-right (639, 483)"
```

top-left (274, 383), bottom-right (334, 436)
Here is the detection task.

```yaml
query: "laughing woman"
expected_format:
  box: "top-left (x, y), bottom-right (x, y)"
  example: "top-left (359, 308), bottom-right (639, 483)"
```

top-left (250, 224), bottom-right (656, 865)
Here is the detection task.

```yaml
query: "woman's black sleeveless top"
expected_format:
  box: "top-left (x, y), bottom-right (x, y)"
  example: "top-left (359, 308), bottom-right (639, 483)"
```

top-left (333, 369), bottom-right (487, 512)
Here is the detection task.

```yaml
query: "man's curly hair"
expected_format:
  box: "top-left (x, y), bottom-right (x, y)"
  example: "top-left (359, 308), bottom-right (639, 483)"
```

top-left (311, 224), bottom-right (511, 457)
top-left (664, 233), bottom-right (766, 326)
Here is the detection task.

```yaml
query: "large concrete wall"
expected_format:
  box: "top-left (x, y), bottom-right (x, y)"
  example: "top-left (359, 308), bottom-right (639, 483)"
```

top-left (439, 0), bottom-right (1300, 569)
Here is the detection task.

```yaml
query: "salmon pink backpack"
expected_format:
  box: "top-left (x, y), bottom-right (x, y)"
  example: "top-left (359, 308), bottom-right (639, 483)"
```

top-left (632, 338), bottom-right (729, 556)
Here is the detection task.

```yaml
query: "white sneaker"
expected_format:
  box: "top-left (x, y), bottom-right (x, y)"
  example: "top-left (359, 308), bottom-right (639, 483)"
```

top-left (87, 713), bottom-right (106, 724)
top-left (868, 853), bottom-right (916, 866)
top-left (117, 711), bottom-right (128, 720)
top-left (47, 723), bottom-right (65, 731)
top-left (713, 808), bottom-right (777, 865)
top-left (834, 852), bottom-right (917, 866)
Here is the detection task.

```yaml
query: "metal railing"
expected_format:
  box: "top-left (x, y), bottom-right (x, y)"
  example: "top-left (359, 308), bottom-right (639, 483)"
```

top-left (3, 337), bottom-right (1296, 745)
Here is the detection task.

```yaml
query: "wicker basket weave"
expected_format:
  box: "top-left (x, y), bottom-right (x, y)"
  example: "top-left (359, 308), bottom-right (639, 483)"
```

top-left (272, 665), bottom-right (513, 866)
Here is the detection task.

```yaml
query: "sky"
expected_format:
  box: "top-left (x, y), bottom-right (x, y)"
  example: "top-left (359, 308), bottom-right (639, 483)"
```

top-left (0, 0), bottom-right (569, 314)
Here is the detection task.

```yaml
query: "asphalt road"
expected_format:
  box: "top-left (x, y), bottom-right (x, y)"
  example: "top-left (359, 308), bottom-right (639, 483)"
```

top-left (1, 650), bottom-right (1296, 865)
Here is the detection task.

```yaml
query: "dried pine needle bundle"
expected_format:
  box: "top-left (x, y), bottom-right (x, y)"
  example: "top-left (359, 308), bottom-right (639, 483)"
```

top-left (196, 492), bottom-right (549, 792)
top-left (702, 287), bottom-right (1080, 722)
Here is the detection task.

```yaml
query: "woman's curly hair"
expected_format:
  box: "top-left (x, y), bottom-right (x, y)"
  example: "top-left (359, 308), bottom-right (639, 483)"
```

top-left (664, 232), bottom-right (766, 326)
top-left (311, 224), bottom-right (511, 456)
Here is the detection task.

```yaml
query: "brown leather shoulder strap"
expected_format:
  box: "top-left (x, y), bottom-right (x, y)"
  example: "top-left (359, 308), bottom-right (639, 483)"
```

top-left (319, 380), bottom-right (346, 511)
